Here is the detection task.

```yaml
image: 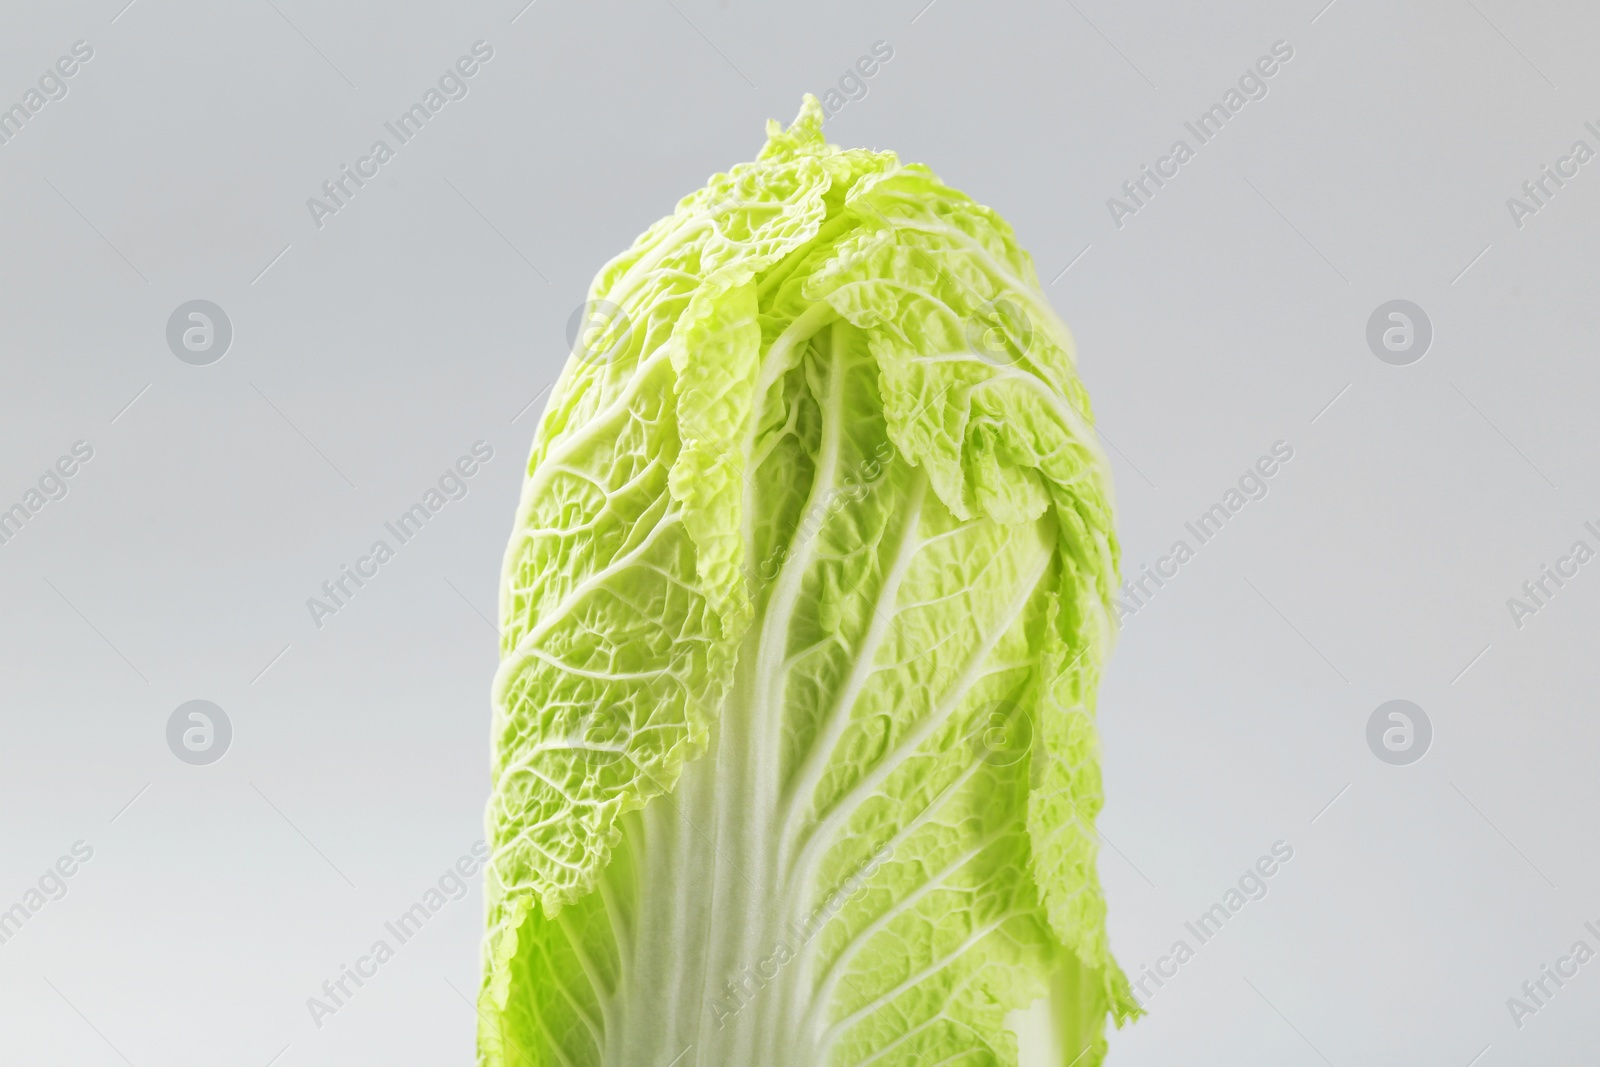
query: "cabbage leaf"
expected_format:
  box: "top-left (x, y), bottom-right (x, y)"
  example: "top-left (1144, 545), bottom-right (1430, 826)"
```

top-left (479, 97), bottom-right (1138, 1067)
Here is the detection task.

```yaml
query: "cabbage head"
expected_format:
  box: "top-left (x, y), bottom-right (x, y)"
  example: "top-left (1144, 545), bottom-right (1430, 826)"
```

top-left (479, 96), bottom-right (1138, 1067)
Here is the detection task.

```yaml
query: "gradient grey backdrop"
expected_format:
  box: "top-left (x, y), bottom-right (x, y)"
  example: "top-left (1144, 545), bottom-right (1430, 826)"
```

top-left (2, 0), bottom-right (1597, 1064)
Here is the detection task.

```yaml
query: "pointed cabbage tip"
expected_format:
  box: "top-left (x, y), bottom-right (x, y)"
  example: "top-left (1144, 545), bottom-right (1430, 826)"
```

top-left (759, 94), bottom-right (831, 161)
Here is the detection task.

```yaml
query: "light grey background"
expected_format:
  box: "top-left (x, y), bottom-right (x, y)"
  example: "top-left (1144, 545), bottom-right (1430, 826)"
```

top-left (2, 0), bottom-right (1596, 1064)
